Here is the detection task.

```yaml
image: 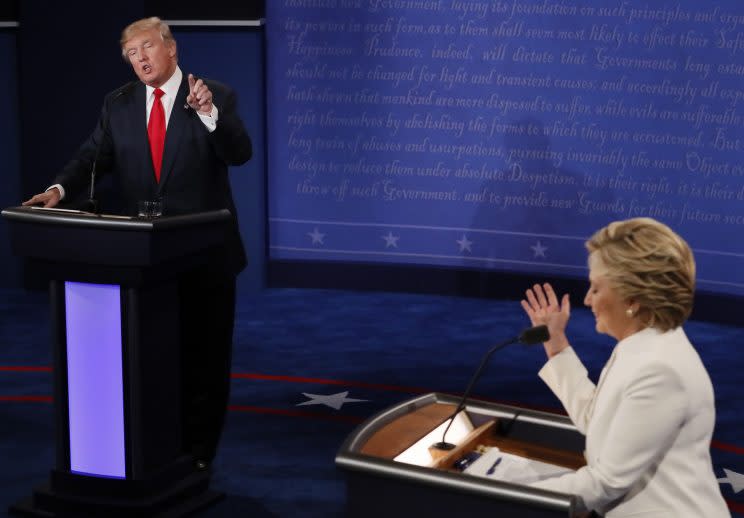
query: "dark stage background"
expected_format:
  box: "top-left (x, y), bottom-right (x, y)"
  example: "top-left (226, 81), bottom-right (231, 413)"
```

top-left (1, 1), bottom-right (266, 293)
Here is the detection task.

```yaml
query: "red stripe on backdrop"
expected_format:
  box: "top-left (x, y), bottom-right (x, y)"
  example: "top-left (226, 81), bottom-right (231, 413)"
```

top-left (3, 368), bottom-right (744, 455)
top-left (229, 404), bottom-right (364, 424)
top-left (728, 499), bottom-right (744, 516)
top-left (0, 395), bottom-right (53, 403)
top-left (0, 366), bottom-right (52, 372)
top-left (712, 440), bottom-right (744, 456)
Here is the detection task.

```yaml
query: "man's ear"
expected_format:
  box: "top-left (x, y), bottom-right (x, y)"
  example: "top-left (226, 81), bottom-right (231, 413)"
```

top-left (168, 41), bottom-right (177, 59)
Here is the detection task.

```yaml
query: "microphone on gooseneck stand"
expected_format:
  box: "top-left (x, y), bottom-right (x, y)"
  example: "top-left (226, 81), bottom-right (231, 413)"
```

top-left (431, 325), bottom-right (550, 451)
top-left (87, 82), bottom-right (136, 213)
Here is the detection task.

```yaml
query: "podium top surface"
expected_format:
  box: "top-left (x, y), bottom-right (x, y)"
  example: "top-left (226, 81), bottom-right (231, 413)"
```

top-left (3, 206), bottom-right (234, 279)
top-left (1, 206), bottom-right (231, 231)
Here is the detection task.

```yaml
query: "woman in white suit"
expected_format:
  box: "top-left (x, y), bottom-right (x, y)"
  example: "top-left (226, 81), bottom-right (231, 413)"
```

top-left (521, 217), bottom-right (729, 517)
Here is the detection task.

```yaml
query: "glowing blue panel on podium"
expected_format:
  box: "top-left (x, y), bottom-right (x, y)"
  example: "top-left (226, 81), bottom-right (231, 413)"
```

top-left (65, 281), bottom-right (126, 479)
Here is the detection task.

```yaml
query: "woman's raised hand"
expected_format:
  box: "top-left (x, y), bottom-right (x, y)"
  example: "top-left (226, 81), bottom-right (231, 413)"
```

top-left (520, 283), bottom-right (571, 358)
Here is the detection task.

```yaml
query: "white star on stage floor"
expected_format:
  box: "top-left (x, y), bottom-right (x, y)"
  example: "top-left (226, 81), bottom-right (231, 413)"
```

top-left (531, 240), bottom-right (548, 258)
top-left (296, 391), bottom-right (368, 410)
top-left (382, 231), bottom-right (400, 248)
top-left (307, 227), bottom-right (326, 245)
top-left (718, 468), bottom-right (744, 493)
top-left (456, 234), bottom-right (473, 253)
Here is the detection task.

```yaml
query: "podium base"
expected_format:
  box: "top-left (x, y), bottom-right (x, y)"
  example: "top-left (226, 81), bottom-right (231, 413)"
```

top-left (8, 468), bottom-right (222, 517)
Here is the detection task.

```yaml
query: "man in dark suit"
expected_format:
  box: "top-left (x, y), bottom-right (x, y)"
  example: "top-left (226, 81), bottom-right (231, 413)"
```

top-left (24, 17), bottom-right (252, 470)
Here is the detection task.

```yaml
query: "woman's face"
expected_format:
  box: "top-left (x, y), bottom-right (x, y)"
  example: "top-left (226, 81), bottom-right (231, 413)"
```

top-left (584, 253), bottom-right (640, 341)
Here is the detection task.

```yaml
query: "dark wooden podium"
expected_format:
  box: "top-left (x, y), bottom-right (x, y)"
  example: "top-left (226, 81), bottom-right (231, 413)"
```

top-left (336, 392), bottom-right (587, 517)
top-left (2, 205), bottom-right (232, 517)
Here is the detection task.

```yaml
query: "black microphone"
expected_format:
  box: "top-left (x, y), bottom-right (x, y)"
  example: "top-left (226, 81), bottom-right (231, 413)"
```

top-left (88, 82), bottom-right (136, 213)
top-left (432, 325), bottom-right (550, 451)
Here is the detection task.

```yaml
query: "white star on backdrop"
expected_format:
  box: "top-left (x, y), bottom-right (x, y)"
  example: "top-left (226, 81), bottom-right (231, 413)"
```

top-left (307, 227), bottom-right (326, 245)
top-left (456, 234), bottom-right (473, 253)
top-left (296, 391), bottom-right (368, 410)
top-left (382, 231), bottom-right (400, 248)
top-left (531, 240), bottom-right (548, 258)
top-left (718, 468), bottom-right (744, 493)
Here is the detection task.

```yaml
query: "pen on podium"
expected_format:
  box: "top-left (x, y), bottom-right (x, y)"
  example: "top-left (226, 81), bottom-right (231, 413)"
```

top-left (486, 456), bottom-right (502, 475)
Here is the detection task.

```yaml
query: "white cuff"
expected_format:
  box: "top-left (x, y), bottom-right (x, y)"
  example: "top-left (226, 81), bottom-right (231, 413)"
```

top-left (197, 104), bottom-right (219, 133)
top-left (47, 184), bottom-right (65, 200)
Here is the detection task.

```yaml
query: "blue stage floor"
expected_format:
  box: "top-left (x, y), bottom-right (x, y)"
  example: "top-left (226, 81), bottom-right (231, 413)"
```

top-left (1, 288), bottom-right (742, 516)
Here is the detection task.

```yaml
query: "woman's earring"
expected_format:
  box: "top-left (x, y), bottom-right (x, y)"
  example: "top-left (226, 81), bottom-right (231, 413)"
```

top-left (626, 308), bottom-right (634, 317)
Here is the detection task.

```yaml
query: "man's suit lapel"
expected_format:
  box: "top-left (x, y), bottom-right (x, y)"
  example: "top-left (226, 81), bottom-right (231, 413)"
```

top-left (157, 77), bottom-right (189, 193)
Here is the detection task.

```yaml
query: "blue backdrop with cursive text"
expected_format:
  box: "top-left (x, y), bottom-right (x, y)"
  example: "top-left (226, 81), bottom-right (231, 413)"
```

top-left (266, 1), bottom-right (744, 296)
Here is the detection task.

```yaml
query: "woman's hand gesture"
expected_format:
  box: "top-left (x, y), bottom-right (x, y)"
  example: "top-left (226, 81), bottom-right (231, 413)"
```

top-left (521, 283), bottom-right (571, 358)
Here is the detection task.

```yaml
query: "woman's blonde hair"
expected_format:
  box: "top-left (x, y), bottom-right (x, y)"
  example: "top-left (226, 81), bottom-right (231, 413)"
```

top-left (120, 17), bottom-right (175, 58)
top-left (586, 217), bottom-right (695, 331)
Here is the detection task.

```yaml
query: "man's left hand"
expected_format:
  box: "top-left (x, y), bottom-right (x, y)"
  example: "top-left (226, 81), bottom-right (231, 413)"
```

top-left (186, 73), bottom-right (213, 115)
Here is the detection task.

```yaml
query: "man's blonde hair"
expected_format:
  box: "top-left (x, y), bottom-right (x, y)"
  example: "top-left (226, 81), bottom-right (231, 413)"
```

top-left (586, 217), bottom-right (695, 331)
top-left (120, 17), bottom-right (175, 58)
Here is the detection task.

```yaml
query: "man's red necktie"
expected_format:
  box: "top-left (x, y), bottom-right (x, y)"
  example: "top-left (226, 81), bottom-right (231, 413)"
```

top-left (147, 88), bottom-right (166, 182)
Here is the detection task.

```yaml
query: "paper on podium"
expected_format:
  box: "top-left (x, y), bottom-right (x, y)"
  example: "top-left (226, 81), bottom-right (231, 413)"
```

top-left (393, 412), bottom-right (474, 467)
top-left (464, 447), bottom-right (573, 485)
top-left (28, 206), bottom-right (134, 219)
top-left (29, 206), bottom-right (88, 214)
